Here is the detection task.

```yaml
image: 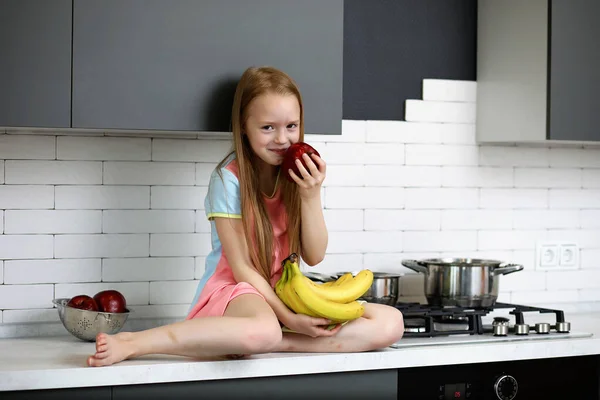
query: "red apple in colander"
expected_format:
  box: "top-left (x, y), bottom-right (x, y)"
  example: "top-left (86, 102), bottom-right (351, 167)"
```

top-left (281, 142), bottom-right (321, 182)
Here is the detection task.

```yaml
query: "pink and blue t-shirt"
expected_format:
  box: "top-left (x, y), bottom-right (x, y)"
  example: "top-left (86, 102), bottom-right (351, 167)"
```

top-left (186, 154), bottom-right (289, 319)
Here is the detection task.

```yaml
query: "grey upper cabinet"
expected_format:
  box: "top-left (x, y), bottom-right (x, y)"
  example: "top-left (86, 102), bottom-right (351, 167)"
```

top-left (0, 0), bottom-right (72, 128)
top-left (477, 0), bottom-right (600, 143)
top-left (549, 0), bottom-right (600, 141)
top-left (72, 0), bottom-right (343, 134)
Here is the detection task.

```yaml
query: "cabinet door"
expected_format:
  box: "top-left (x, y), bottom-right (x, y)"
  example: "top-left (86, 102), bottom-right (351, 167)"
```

top-left (0, 0), bottom-right (72, 128)
top-left (2, 386), bottom-right (111, 400)
top-left (72, 0), bottom-right (343, 134)
top-left (549, 0), bottom-right (600, 141)
top-left (112, 369), bottom-right (397, 400)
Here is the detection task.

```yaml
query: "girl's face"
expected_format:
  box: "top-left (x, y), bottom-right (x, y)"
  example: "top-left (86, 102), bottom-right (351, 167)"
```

top-left (244, 93), bottom-right (301, 168)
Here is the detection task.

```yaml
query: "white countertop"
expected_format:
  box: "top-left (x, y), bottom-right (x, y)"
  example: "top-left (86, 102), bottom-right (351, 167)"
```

top-left (1, 311), bottom-right (600, 392)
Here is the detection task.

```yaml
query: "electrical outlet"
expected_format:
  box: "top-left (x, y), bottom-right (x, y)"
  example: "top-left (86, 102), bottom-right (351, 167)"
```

top-left (536, 242), bottom-right (579, 270)
top-left (559, 243), bottom-right (579, 269)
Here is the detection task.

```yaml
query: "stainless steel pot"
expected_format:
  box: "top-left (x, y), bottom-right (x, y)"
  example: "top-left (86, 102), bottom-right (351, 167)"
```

top-left (401, 258), bottom-right (523, 308)
top-left (305, 271), bottom-right (402, 306)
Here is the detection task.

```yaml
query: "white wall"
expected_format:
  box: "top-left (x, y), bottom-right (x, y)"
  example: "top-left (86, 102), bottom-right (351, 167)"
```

top-left (1, 79), bottom-right (599, 330)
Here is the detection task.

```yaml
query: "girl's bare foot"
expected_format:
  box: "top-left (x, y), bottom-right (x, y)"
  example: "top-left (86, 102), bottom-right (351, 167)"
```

top-left (87, 332), bottom-right (135, 367)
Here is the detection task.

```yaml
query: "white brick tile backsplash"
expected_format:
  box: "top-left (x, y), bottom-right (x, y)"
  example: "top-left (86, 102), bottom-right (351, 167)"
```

top-left (323, 210), bottom-right (364, 231)
top-left (511, 250), bottom-right (537, 270)
top-left (0, 285), bottom-right (54, 309)
top-left (480, 189), bottom-right (548, 209)
top-left (153, 138), bottom-right (231, 162)
top-left (2, 309), bottom-right (60, 324)
top-left (150, 233), bottom-right (212, 257)
top-left (365, 166), bottom-right (441, 187)
top-left (405, 188), bottom-right (478, 209)
top-left (0, 185), bottom-right (54, 209)
top-left (581, 250), bottom-right (600, 270)
top-left (405, 100), bottom-right (476, 123)
top-left (364, 143), bottom-right (405, 164)
top-left (403, 231), bottom-right (477, 252)
top-left (363, 253), bottom-right (423, 275)
top-left (103, 257), bottom-right (195, 282)
top-left (104, 162), bottom-right (195, 185)
top-left (579, 290), bottom-right (600, 302)
top-left (478, 230), bottom-right (547, 251)
top-left (55, 234), bottom-right (149, 258)
top-left (325, 187), bottom-right (404, 209)
top-left (5, 210), bottom-right (102, 234)
top-left (195, 211), bottom-right (211, 233)
top-left (479, 146), bottom-right (549, 167)
top-left (0, 235), bottom-right (53, 259)
top-left (549, 148), bottom-right (600, 168)
top-left (547, 270), bottom-right (600, 290)
top-left (513, 210), bottom-right (580, 230)
top-left (405, 145), bottom-right (478, 166)
top-left (5, 160), bottom-right (102, 184)
top-left (0, 160), bottom-right (4, 184)
top-left (306, 120), bottom-right (366, 143)
top-left (57, 136), bottom-right (151, 161)
top-left (126, 304), bottom-right (190, 319)
top-left (501, 271), bottom-right (546, 292)
top-left (549, 189), bottom-right (600, 209)
top-left (0, 261), bottom-right (3, 283)
top-left (365, 210), bottom-right (441, 231)
top-left (511, 290), bottom-right (579, 305)
top-left (321, 143), bottom-right (365, 164)
top-left (195, 256), bottom-right (207, 279)
top-left (312, 253), bottom-right (364, 274)
top-left (515, 168), bottom-right (582, 188)
top-left (0, 135), bottom-right (55, 159)
top-left (546, 229), bottom-right (600, 249)
top-left (441, 210), bottom-right (512, 230)
top-left (0, 211), bottom-right (3, 234)
top-left (422, 79), bottom-right (477, 102)
top-left (54, 282), bottom-right (149, 305)
top-left (150, 281), bottom-right (198, 304)
top-left (55, 186), bottom-right (149, 209)
top-left (366, 120), bottom-right (440, 144)
top-left (327, 231), bottom-right (402, 253)
top-left (324, 165), bottom-right (366, 187)
top-left (4, 259), bottom-right (101, 284)
top-left (195, 163), bottom-right (218, 185)
top-left (151, 186), bottom-right (206, 210)
top-left (442, 167), bottom-right (513, 188)
top-left (583, 170), bottom-right (600, 188)
top-left (103, 210), bottom-right (194, 233)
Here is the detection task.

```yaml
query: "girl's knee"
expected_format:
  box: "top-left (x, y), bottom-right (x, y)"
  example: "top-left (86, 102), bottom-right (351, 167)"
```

top-left (240, 315), bottom-right (283, 354)
top-left (372, 306), bottom-right (404, 348)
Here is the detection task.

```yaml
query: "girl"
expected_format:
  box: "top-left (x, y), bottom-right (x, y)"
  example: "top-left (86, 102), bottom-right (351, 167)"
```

top-left (87, 66), bottom-right (404, 367)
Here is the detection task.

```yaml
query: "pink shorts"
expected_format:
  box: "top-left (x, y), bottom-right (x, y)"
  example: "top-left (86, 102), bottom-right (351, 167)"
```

top-left (186, 282), bottom-right (266, 319)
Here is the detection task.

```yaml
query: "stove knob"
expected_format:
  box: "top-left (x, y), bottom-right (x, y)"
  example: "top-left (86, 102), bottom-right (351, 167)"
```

top-left (514, 324), bottom-right (529, 335)
top-left (535, 322), bottom-right (550, 334)
top-left (494, 374), bottom-right (518, 400)
top-left (556, 321), bottom-right (571, 333)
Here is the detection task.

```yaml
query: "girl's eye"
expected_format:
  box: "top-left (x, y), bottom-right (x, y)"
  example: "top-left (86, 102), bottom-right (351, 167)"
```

top-left (287, 123), bottom-right (297, 129)
top-left (261, 125), bottom-right (274, 131)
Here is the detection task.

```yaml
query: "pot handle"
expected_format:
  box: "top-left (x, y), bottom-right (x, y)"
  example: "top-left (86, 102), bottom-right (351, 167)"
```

top-left (493, 264), bottom-right (524, 276)
top-left (401, 259), bottom-right (429, 274)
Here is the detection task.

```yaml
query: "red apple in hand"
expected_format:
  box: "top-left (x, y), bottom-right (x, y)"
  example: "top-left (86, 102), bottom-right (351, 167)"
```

top-left (282, 142), bottom-right (321, 182)
top-left (93, 290), bottom-right (127, 313)
top-left (67, 295), bottom-right (99, 311)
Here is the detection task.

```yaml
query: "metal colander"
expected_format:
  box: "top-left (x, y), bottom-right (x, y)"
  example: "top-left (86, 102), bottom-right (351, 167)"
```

top-left (52, 298), bottom-right (130, 342)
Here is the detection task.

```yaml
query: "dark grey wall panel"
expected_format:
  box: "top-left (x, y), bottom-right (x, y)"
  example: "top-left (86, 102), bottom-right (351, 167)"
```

top-left (343, 0), bottom-right (476, 121)
top-left (113, 369), bottom-right (397, 400)
top-left (549, 0), bottom-right (600, 141)
top-left (72, 0), bottom-right (343, 134)
top-left (0, 0), bottom-right (72, 128)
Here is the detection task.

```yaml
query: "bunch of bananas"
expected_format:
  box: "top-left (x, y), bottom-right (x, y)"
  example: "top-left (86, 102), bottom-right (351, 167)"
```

top-left (275, 253), bottom-right (374, 323)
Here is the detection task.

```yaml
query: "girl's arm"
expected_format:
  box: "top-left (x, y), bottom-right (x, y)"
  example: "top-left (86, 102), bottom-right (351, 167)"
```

top-left (293, 153), bottom-right (328, 266)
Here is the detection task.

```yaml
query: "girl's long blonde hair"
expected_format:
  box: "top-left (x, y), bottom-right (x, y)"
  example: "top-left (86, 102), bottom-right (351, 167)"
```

top-left (217, 66), bottom-right (304, 283)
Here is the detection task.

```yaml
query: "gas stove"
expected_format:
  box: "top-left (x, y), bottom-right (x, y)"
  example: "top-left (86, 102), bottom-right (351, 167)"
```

top-left (394, 301), bottom-right (576, 338)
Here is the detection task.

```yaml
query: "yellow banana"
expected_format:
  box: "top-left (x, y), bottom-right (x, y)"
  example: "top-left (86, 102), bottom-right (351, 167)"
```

top-left (286, 255), bottom-right (364, 322)
top-left (275, 266), bottom-right (293, 310)
top-left (332, 272), bottom-right (353, 287)
top-left (306, 269), bottom-right (373, 303)
top-left (283, 262), bottom-right (320, 317)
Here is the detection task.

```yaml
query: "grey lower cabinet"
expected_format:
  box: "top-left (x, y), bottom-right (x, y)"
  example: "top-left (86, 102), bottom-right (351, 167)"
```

top-left (477, 0), bottom-right (600, 143)
top-left (72, 0), bottom-right (343, 134)
top-left (2, 386), bottom-right (111, 400)
top-left (0, 0), bottom-right (72, 128)
top-left (112, 369), bottom-right (398, 400)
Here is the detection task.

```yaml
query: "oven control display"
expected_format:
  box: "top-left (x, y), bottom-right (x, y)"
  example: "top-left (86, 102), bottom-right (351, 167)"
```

top-left (494, 375), bottom-right (518, 400)
top-left (439, 382), bottom-right (472, 399)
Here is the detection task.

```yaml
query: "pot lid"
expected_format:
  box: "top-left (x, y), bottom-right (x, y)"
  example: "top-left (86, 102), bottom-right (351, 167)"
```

top-left (418, 258), bottom-right (506, 267)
